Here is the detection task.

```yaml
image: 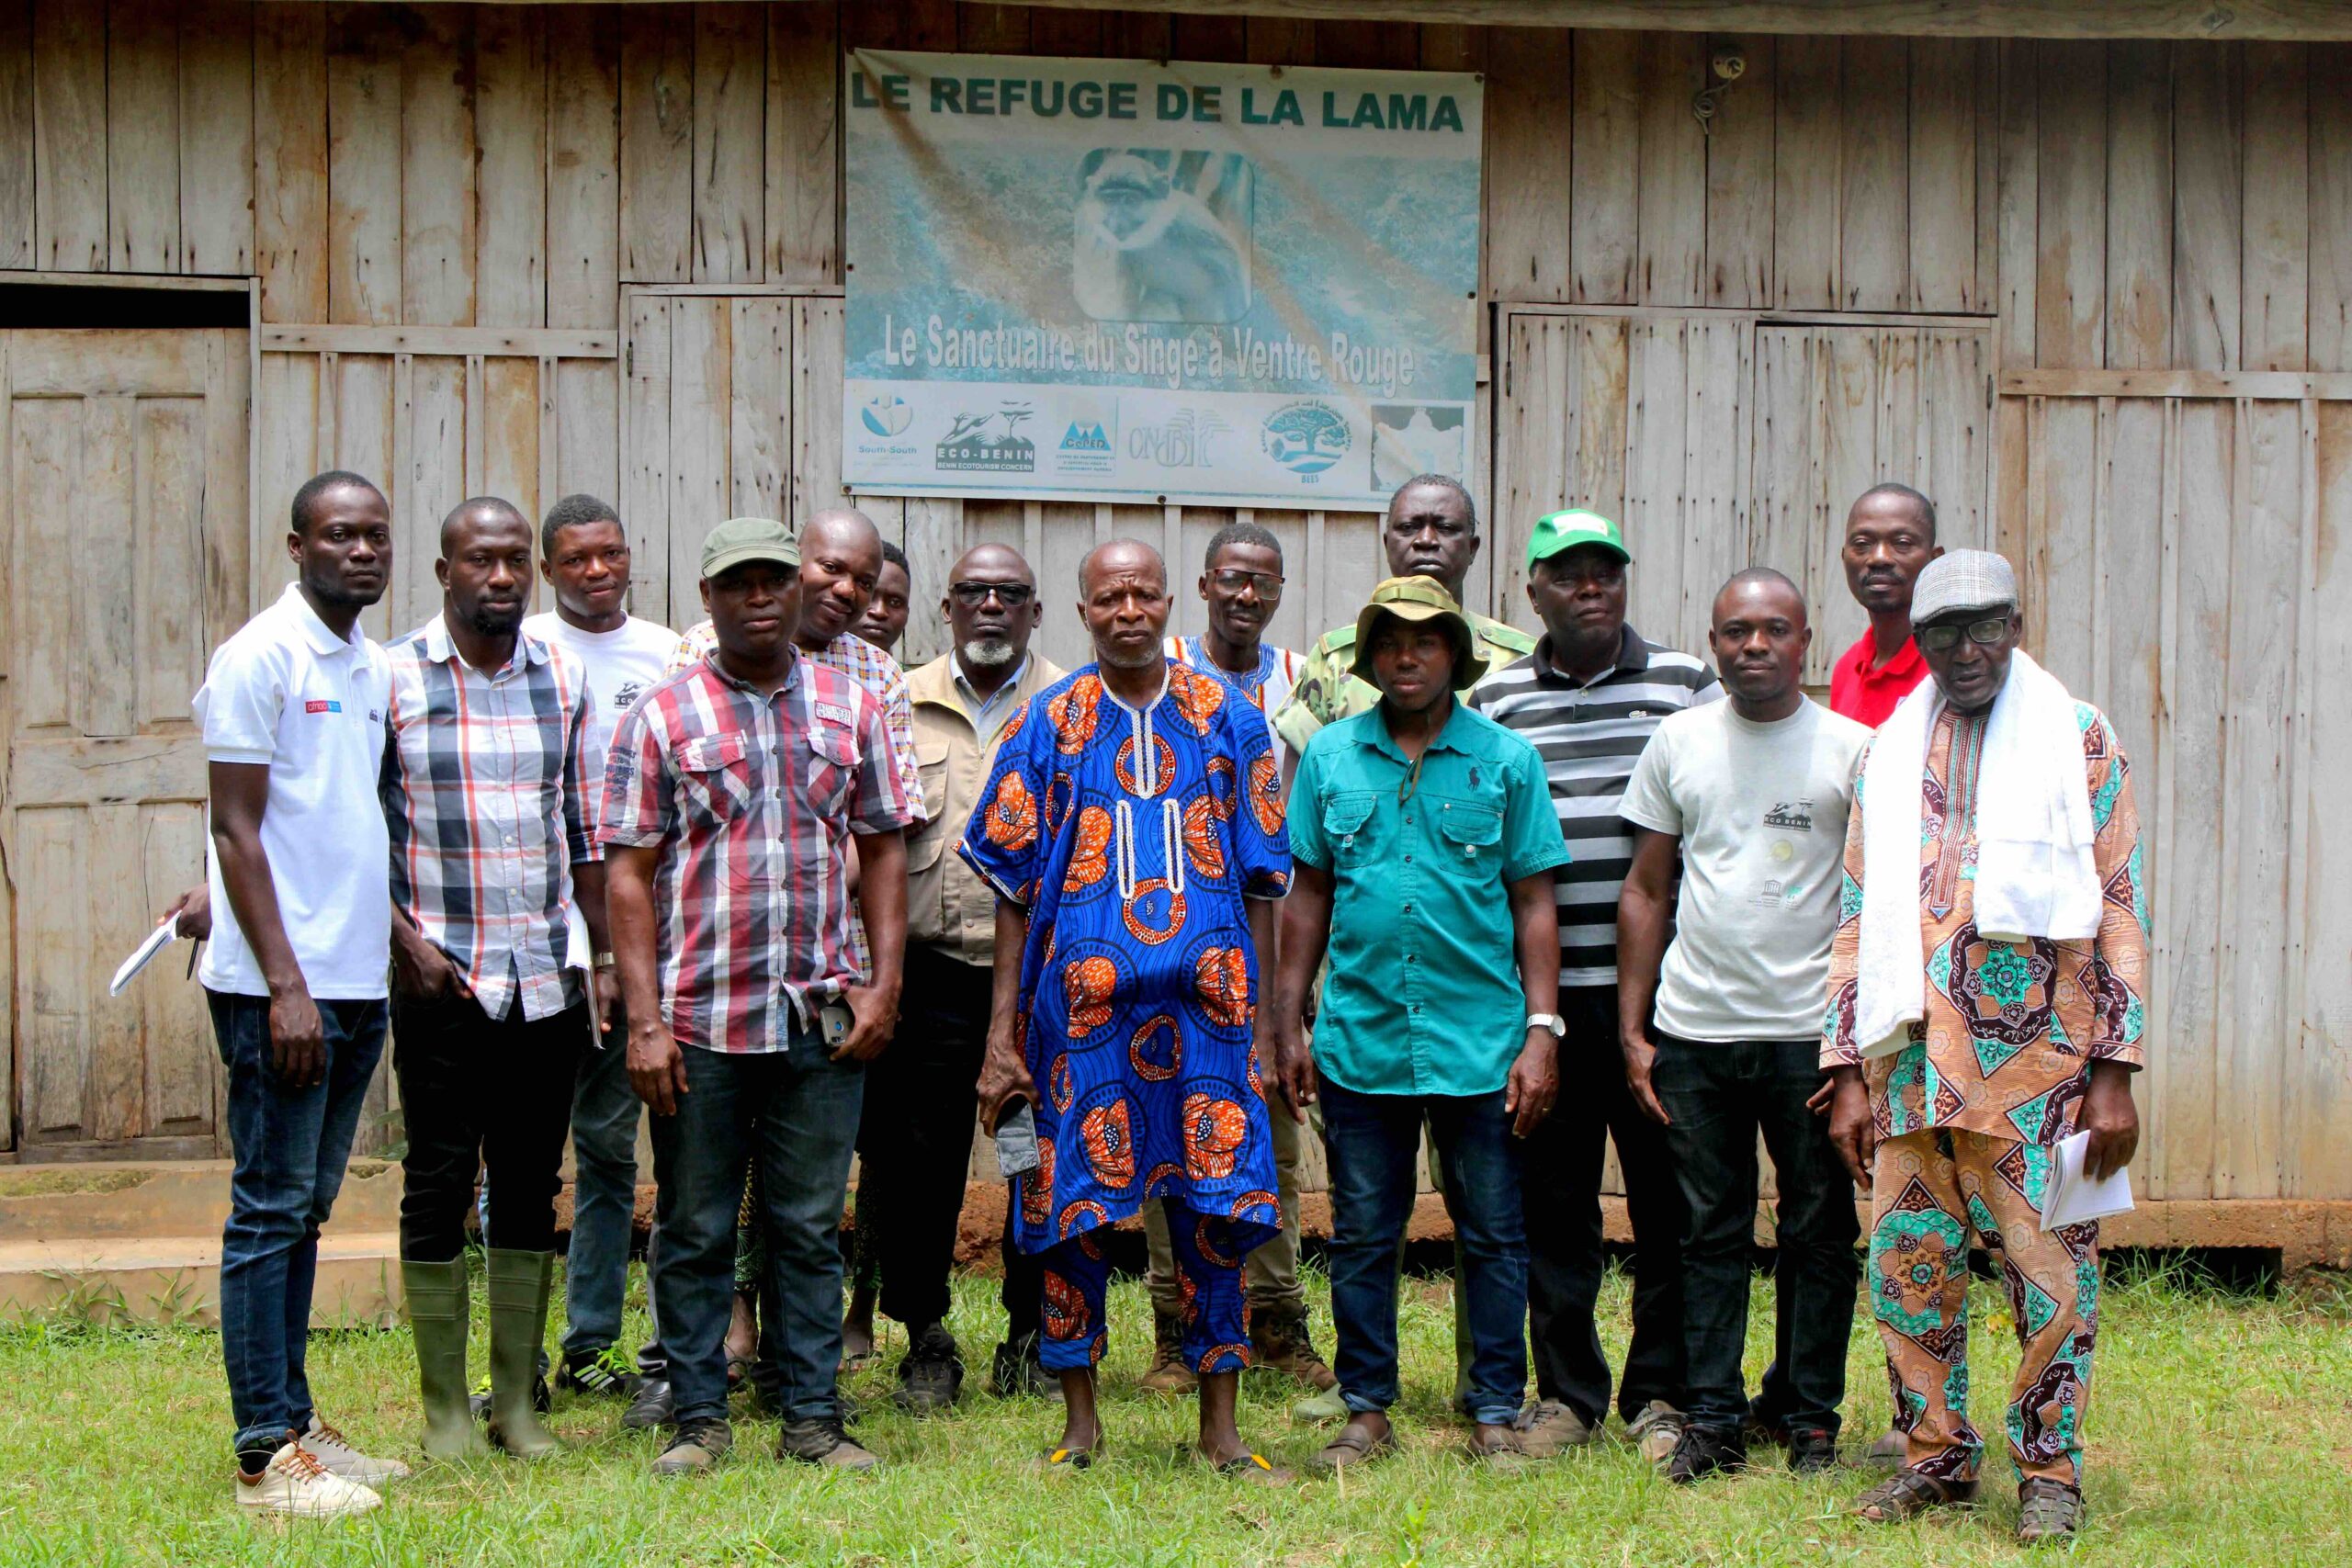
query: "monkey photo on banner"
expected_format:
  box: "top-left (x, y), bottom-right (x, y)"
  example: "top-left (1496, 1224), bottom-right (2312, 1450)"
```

top-left (1072, 150), bottom-right (1254, 324)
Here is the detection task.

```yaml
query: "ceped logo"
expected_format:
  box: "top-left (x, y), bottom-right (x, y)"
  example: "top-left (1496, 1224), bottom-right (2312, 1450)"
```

top-left (1061, 420), bottom-right (1111, 452)
top-left (1260, 400), bottom-right (1351, 479)
top-left (304, 699), bottom-right (343, 715)
top-left (860, 395), bottom-right (913, 438)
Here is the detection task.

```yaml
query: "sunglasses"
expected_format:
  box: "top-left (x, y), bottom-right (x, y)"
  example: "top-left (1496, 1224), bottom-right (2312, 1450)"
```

top-left (1915, 615), bottom-right (2013, 653)
top-left (1208, 568), bottom-right (1284, 602)
top-left (950, 581), bottom-right (1035, 608)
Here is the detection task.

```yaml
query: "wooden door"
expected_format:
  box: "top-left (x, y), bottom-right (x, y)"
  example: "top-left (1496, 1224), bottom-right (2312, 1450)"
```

top-left (1, 328), bottom-right (248, 1158)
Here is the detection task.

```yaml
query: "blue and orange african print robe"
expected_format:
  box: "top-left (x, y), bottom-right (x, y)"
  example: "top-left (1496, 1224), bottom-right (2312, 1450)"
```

top-left (958, 659), bottom-right (1293, 1258)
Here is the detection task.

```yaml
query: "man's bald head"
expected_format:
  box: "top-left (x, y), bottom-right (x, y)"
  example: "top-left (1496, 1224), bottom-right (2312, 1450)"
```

top-left (796, 507), bottom-right (887, 647)
top-left (1712, 566), bottom-right (1808, 630)
top-left (947, 542), bottom-right (1042, 674)
top-left (1079, 538), bottom-right (1166, 597)
top-left (802, 506), bottom-right (883, 555)
top-left (436, 497), bottom-right (534, 641)
top-left (440, 495), bottom-right (529, 558)
top-left (954, 541), bottom-right (1034, 587)
top-left (1078, 540), bottom-right (1170, 671)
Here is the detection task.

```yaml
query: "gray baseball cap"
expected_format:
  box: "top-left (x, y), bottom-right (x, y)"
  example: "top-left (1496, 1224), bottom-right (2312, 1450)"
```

top-left (1911, 548), bottom-right (2018, 625)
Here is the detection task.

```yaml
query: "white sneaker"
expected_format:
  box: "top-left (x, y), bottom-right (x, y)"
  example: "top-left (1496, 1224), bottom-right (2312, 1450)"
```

top-left (1626, 1400), bottom-right (1688, 1467)
top-left (234, 1438), bottom-right (384, 1518)
top-left (302, 1416), bottom-right (413, 1486)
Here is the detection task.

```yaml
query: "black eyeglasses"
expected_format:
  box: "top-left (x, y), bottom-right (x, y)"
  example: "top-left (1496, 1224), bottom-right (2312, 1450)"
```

top-left (950, 581), bottom-right (1035, 608)
top-left (1915, 615), bottom-right (2013, 653)
top-left (1208, 569), bottom-right (1284, 602)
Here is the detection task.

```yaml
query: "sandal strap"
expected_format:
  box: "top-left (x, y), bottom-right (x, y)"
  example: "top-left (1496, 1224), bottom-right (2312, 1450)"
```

top-left (1860, 1468), bottom-right (1973, 1515)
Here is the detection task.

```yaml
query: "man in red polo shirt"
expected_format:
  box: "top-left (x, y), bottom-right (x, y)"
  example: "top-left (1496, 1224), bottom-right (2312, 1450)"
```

top-left (1828, 484), bottom-right (1941, 728)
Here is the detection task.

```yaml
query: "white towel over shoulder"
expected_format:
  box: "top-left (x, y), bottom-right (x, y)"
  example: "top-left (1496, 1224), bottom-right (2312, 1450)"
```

top-left (1851, 650), bottom-right (2101, 1059)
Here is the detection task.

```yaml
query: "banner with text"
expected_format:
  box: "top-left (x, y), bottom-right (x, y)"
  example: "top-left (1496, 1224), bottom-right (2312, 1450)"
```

top-left (843, 51), bottom-right (1482, 512)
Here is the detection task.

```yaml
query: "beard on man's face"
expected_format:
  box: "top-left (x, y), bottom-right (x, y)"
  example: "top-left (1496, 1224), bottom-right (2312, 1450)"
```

top-left (961, 636), bottom-right (1016, 669)
top-left (464, 599), bottom-right (526, 637)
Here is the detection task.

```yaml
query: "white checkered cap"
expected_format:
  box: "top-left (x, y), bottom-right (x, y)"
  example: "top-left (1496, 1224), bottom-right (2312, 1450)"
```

top-left (1910, 548), bottom-right (2019, 625)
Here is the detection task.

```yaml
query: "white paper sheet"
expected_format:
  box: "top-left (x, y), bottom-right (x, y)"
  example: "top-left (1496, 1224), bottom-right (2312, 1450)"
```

top-left (2039, 1129), bottom-right (2135, 1230)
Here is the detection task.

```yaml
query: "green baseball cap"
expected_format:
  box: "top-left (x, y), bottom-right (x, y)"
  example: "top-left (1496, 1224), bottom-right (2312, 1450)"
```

top-left (700, 517), bottom-right (799, 579)
top-left (1526, 508), bottom-right (1631, 570)
top-left (1348, 575), bottom-right (1488, 691)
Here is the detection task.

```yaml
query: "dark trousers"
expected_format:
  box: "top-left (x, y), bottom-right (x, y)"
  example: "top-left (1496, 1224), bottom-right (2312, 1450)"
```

top-left (1522, 985), bottom-right (1687, 1425)
top-left (209, 990), bottom-right (388, 1457)
top-left (1650, 1033), bottom-right (1860, 1436)
top-left (1001, 1183), bottom-right (1046, 1351)
top-left (651, 1035), bottom-right (865, 1425)
top-left (854, 944), bottom-right (990, 1332)
top-left (1320, 1080), bottom-right (1529, 1427)
top-left (392, 989), bottom-right (585, 1261)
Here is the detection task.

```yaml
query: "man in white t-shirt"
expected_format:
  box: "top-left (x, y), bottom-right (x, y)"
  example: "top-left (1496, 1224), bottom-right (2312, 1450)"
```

top-left (192, 469), bottom-right (407, 1517)
top-left (519, 493), bottom-right (686, 1409)
top-left (1616, 569), bottom-right (1868, 1485)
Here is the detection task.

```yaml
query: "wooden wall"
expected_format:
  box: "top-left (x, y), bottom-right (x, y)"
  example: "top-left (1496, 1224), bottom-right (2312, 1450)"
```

top-left (2, 1), bottom-right (2349, 1207)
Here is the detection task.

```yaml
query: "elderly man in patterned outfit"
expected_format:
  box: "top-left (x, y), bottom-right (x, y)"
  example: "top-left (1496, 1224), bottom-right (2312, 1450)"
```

top-left (1823, 550), bottom-right (2148, 1545)
top-left (963, 539), bottom-right (1293, 1481)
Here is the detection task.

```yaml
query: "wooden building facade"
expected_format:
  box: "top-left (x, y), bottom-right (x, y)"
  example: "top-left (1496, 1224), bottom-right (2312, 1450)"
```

top-left (0, 0), bottom-right (2346, 1257)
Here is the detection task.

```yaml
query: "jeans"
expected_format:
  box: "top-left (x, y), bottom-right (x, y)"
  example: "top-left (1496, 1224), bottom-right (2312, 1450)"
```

top-left (1523, 985), bottom-right (1687, 1424)
top-left (1650, 1034), bottom-right (1860, 1436)
top-left (562, 1010), bottom-right (661, 1369)
top-left (209, 989), bottom-right (388, 1457)
top-left (650, 1034), bottom-right (865, 1425)
top-left (392, 989), bottom-right (586, 1261)
top-left (856, 945), bottom-right (988, 1331)
top-left (1319, 1079), bottom-right (1528, 1428)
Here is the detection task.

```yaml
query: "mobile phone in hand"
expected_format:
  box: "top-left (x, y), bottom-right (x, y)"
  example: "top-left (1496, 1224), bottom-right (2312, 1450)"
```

top-left (994, 1099), bottom-right (1041, 1177)
top-left (820, 999), bottom-right (854, 1055)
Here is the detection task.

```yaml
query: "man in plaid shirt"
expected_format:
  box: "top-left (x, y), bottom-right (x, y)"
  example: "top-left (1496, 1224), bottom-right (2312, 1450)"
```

top-left (602, 518), bottom-right (915, 1478)
top-left (381, 498), bottom-right (607, 1463)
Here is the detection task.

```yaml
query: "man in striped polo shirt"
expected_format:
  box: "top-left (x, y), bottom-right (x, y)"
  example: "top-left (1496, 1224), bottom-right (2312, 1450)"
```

top-left (1466, 509), bottom-right (1719, 1462)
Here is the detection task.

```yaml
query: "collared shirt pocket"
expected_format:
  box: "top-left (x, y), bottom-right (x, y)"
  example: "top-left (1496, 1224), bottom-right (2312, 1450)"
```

top-left (1321, 790), bottom-right (1378, 866)
top-left (675, 731), bottom-right (757, 827)
top-left (807, 718), bottom-right (861, 818)
top-left (914, 732), bottom-right (952, 827)
top-left (1435, 799), bottom-right (1504, 876)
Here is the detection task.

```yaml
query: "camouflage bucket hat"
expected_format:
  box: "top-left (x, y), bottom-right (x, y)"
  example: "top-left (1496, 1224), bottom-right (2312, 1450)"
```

top-left (1348, 575), bottom-right (1489, 691)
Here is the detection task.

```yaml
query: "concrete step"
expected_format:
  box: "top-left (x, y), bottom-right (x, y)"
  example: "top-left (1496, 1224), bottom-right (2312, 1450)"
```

top-left (0, 1160), bottom-right (402, 1326)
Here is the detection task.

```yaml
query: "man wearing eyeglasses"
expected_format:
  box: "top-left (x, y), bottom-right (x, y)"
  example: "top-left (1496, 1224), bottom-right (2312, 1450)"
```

top-left (1146, 523), bottom-right (1336, 1404)
top-left (889, 545), bottom-right (1066, 1410)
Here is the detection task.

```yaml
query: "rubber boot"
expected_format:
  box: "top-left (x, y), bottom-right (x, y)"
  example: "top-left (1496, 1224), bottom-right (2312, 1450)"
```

top-left (484, 1248), bottom-right (562, 1459)
top-left (402, 1255), bottom-right (488, 1461)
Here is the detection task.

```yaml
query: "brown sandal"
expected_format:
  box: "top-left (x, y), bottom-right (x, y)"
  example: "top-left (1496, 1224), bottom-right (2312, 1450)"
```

top-left (1854, 1468), bottom-right (1981, 1522)
top-left (2016, 1478), bottom-right (2086, 1541)
top-left (1307, 1423), bottom-right (1397, 1472)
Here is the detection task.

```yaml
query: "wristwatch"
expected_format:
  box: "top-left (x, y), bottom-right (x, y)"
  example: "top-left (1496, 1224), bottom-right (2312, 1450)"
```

top-left (1526, 1012), bottom-right (1567, 1039)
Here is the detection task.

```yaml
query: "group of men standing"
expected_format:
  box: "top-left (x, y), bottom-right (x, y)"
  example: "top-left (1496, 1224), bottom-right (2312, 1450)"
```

top-left (186, 464), bottom-right (2144, 1545)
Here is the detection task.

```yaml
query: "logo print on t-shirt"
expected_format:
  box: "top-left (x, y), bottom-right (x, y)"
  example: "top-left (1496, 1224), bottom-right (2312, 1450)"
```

top-left (1762, 799), bottom-right (1815, 831)
top-left (304, 699), bottom-right (343, 715)
top-left (612, 681), bottom-right (643, 711)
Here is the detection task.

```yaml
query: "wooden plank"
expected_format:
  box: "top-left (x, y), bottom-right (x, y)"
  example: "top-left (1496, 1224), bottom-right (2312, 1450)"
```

top-left (2033, 39), bottom-right (2106, 367)
top-left (1994, 39), bottom-right (2036, 367)
top-left (1032, 4), bottom-right (1104, 56)
top-left (1907, 36), bottom-right (1976, 313)
top-left (1679, 315), bottom-right (1749, 649)
top-left (2103, 39), bottom-right (2173, 367)
top-left (957, 4), bottom-right (1028, 52)
top-left (2312, 44), bottom-right (2352, 372)
top-left (33, 0), bottom-right (107, 271)
top-left (481, 355), bottom-right (539, 516)
top-left (1570, 29), bottom-right (1638, 305)
top-left (2240, 41), bottom-right (2309, 371)
top-left (618, 2), bottom-right (693, 284)
top-left (475, 5), bottom-right (548, 328)
top-left (107, 0), bottom-right (180, 275)
top-left (2297, 399), bottom-right (2352, 1193)
top-left (1920, 328), bottom-right (1990, 547)
top-left (133, 393), bottom-right (210, 728)
top-left (1566, 314), bottom-right (1628, 524)
top-left (2171, 41), bottom-right (2241, 370)
top-left (1495, 313), bottom-right (1567, 615)
top-left (1999, 367), bottom-right (2352, 398)
top-left (693, 2), bottom-right (763, 285)
top-left (548, 5), bottom-right (621, 330)
top-left (1973, 39), bottom-right (1999, 317)
top-left (898, 495), bottom-right (962, 668)
top-left (1621, 320), bottom-right (1687, 645)
top-left (326, 4), bottom-right (401, 324)
top-left (139, 801), bottom-right (213, 1133)
top-left (1243, 17), bottom-right (1314, 64)
top-left (2029, 397), bottom-right (2097, 684)
top-left (17, 808), bottom-right (93, 1140)
top-left (621, 291), bottom-right (673, 621)
top-left (401, 4), bottom-right (477, 328)
top-left (0, 0), bottom-right (30, 268)
top-left (261, 324), bottom-right (617, 357)
top-left (1837, 37), bottom-right (1906, 312)
top-left (177, 0), bottom-right (255, 276)
top-left (728, 294), bottom-right (787, 519)
top-left (554, 356), bottom-right (618, 510)
top-left (1483, 28), bottom-right (1570, 304)
top-left (1100, 12), bottom-right (1171, 60)
top-left (793, 293), bottom-right (846, 522)
top-left (765, 0), bottom-right (837, 285)
top-left (1702, 33), bottom-right (1771, 309)
top-left (1635, 31), bottom-right (1705, 307)
top-left (666, 294), bottom-right (730, 601)
top-left (253, 351), bottom-right (319, 604)
top-left (1771, 33), bottom-right (1839, 310)
top-left (254, 2), bottom-right (327, 321)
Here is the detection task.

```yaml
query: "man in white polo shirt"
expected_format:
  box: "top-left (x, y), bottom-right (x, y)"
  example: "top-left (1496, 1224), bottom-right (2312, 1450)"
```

top-left (193, 470), bottom-right (406, 1517)
top-left (519, 494), bottom-right (686, 1411)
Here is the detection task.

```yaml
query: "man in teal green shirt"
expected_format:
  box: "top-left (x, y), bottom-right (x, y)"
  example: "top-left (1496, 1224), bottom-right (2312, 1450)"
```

top-left (1272, 575), bottom-right (1569, 1471)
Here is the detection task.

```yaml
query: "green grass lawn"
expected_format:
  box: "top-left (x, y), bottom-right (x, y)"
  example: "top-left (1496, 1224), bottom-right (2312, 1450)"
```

top-left (3, 1261), bottom-right (2347, 1565)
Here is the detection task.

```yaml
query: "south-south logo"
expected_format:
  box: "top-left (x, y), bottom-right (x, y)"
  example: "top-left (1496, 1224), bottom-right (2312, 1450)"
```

top-left (1261, 400), bottom-right (1351, 480)
top-left (860, 395), bottom-right (913, 438)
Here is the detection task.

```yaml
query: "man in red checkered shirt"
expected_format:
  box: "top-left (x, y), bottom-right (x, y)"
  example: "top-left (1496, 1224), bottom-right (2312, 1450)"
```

top-left (600, 517), bottom-right (915, 1479)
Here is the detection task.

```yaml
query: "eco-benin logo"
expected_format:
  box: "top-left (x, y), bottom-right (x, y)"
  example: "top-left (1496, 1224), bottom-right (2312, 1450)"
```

top-left (937, 405), bottom-right (1036, 472)
top-left (1260, 400), bottom-right (1351, 479)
